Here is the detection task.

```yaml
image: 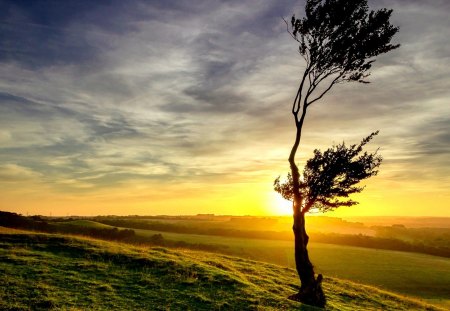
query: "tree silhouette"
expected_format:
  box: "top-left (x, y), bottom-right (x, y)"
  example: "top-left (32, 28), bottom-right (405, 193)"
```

top-left (276, 0), bottom-right (399, 307)
top-left (275, 132), bottom-right (382, 212)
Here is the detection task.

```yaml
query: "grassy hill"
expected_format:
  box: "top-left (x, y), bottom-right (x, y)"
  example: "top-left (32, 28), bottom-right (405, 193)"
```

top-left (9, 214), bottom-right (448, 307)
top-left (0, 228), bottom-right (444, 310)
top-left (54, 219), bottom-right (450, 303)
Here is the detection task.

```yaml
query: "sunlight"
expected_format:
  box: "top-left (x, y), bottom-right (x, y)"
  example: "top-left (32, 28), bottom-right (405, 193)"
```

top-left (270, 192), bottom-right (292, 215)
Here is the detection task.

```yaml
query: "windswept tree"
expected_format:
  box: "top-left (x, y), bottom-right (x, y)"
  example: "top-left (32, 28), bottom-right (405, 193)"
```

top-left (275, 0), bottom-right (399, 307)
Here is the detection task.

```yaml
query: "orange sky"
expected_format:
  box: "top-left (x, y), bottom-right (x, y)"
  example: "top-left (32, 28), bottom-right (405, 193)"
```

top-left (1, 159), bottom-right (449, 217)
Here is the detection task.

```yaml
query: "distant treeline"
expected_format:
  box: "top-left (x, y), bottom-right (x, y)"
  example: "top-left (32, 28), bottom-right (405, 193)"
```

top-left (2, 212), bottom-right (449, 258)
top-left (94, 218), bottom-right (292, 239)
top-left (373, 225), bottom-right (450, 249)
top-left (92, 218), bottom-right (450, 258)
top-left (0, 211), bottom-right (230, 254)
top-left (0, 211), bottom-right (135, 241)
top-left (312, 233), bottom-right (450, 258)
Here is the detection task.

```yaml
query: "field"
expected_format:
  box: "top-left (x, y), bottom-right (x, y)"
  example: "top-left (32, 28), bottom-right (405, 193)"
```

top-left (0, 228), bottom-right (445, 311)
top-left (2, 212), bottom-right (449, 309)
top-left (89, 215), bottom-right (450, 257)
top-left (132, 229), bottom-right (450, 304)
top-left (54, 219), bottom-right (450, 307)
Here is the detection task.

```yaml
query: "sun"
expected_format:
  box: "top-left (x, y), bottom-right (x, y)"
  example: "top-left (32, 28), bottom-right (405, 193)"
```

top-left (269, 192), bottom-right (292, 215)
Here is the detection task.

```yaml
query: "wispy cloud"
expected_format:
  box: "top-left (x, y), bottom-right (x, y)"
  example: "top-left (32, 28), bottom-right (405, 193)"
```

top-left (0, 0), bottom-right (448, 215)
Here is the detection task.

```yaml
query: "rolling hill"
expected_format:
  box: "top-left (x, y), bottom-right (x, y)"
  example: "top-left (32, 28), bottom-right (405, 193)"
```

top-left (53, 219), bottom-right (450, 304)
top-left (0, 228), bottom-right (444, 310)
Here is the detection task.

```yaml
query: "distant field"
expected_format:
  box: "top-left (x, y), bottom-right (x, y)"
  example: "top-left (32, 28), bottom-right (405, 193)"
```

top-left (89, 216), bottom-right (450, 257)
top-left (0, 230), bottom-right (445, 311)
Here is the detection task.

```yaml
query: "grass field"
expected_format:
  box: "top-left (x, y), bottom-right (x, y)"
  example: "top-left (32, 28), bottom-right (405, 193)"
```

top-left (52, 220), bottom-right (450, 307)
top-left (0, 229), bottom-right (445, 310)
top-left (136, 228), bottom-right (450, 303)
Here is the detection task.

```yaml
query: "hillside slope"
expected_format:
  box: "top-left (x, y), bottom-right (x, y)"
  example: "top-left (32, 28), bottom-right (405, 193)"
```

top-left (0, 229), bottom-right (444, 310)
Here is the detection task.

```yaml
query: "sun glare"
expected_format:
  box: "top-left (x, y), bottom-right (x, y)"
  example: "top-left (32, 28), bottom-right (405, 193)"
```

top-left (270, 192), bottom-right (292, 215)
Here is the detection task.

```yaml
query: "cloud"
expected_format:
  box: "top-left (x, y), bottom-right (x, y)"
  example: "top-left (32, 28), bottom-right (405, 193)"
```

top-left (0, 0), bottom-right (153, 69)
top-left (0, 163), bottom-right (42, 182)
top-left (0, 0), bottom-right (448, 212)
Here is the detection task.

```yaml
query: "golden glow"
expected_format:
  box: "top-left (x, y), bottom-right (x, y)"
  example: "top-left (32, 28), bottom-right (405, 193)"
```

top-left (269, 192), bottom-right (292, 216)
top-left (2, 170), bottom-right (448, 217)
top-left (1, 151), bottom-right (449, 217)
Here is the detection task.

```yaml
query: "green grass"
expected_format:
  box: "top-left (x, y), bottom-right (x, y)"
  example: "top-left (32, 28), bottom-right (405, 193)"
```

top-left (0, 230), bottom-right (444, 311)
top-left (51, 220), bottom-right (450, 307)
top-left (106, 225), bottom-right (449, 302)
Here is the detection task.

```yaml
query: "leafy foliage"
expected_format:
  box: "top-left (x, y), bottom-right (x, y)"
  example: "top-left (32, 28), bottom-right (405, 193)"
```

top-left (290, 0), bottom-right (400, 85)
top-left (275, 132), bottom-right (382, 213)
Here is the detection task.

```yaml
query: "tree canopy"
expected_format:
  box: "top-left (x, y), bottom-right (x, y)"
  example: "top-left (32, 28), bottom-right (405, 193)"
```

top-left (275, 132), bottom-right (382, 214)
top-left (290, 0), bottom-right (399, 84)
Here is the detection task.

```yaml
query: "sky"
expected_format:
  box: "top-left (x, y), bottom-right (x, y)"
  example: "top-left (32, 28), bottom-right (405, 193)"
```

top-left (0, 0), bottom-right (449, 217)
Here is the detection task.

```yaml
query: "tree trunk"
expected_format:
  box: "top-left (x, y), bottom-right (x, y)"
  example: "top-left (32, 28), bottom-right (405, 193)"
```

top-left (288, 94), bottom-right (325, 307)
top-left (288, 158), bottom-right (325, 307)
top-left (289, 211), bottom-right (326, 307)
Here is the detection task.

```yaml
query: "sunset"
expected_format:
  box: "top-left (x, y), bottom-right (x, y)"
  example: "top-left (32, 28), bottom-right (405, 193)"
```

top-left (0, 0), bottom-right (448, 218)
top-left (0, 0), bottom-right (449, 309)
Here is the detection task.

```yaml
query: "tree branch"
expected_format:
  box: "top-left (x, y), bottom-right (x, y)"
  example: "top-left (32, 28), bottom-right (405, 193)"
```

top-left (307, 74), bottom-right (342, 107)
top-left (292, 68), bottom-right (310, 115)
top-left (314, 67), bottom-right (341, 87)
top-left (282, 17), bottom-right (301, 43)
top-left (301, 199), bottom-right (315, 214)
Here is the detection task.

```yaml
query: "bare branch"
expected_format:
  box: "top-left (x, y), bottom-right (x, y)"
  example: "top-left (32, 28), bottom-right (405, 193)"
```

top-left (313, 67), bottom-right (341, 87)
top-left (292, 88), bottom-right (301, 115)
top-left (292, 67), bottom-right (310, 115)
top-left (307, 74), bottom-right (343, 107)
top-left (306, 70), bottom-right (316, 97)
top-left (282, 17), bottom-right (301, 43)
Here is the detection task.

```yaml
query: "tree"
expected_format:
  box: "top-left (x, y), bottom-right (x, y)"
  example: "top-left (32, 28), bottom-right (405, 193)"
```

top-left (276, 0), bottom-right (399, 307)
